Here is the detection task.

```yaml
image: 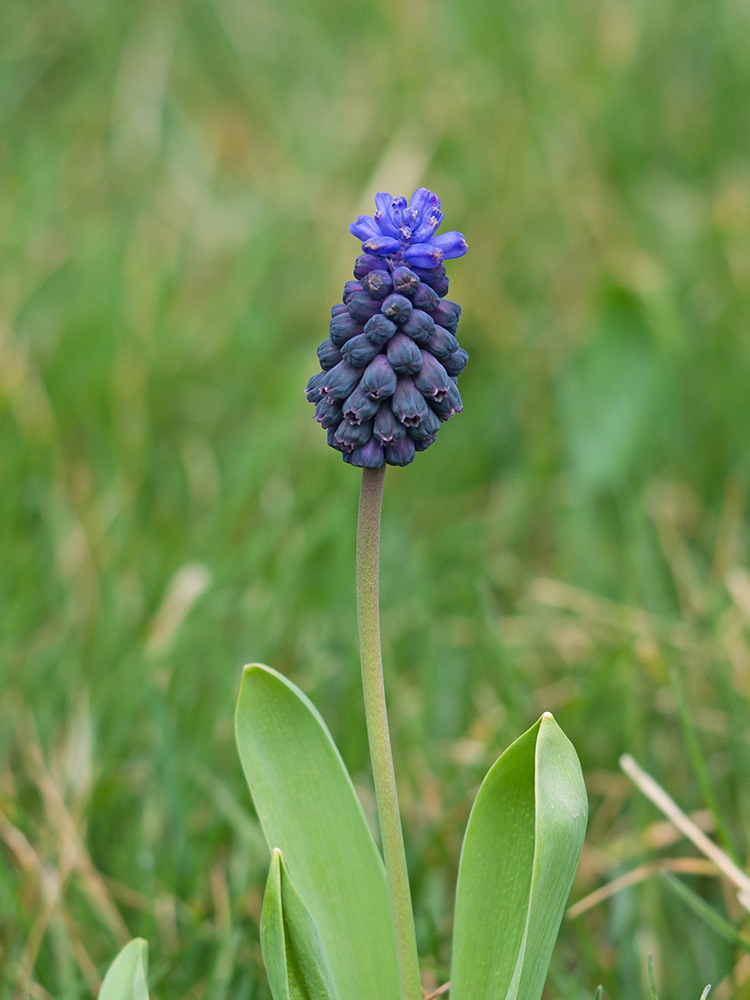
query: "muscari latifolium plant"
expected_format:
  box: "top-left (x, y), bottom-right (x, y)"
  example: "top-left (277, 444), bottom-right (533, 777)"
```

top-left (100, 191), bottom-right (589, 1000)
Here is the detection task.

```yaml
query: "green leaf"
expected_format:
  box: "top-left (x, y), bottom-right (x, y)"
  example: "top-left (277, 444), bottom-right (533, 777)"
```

top-left (660, 871), bottom-right (750, 953)
top-left (99, 939), bottom-right (149, 1000)
top-left (451, 713), bottom-right (587, 1000)
top-left (647, 953), bottom-right (659, 1000)
top-left (235, 663), bottom-right (400, 1000)
top-left (261, 848), bottom-right (337, 1000)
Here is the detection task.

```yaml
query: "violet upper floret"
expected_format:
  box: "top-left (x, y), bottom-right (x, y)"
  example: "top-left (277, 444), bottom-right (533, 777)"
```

top-left (307, 187), bottom-right (468, 467)
top-left (349, 188), bottom-right (468, 266)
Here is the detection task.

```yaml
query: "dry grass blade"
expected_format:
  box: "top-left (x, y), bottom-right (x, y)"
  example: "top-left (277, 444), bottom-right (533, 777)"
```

top-left (423, 983), bottom-right (450, 999)
top-left (567, 858), bottom-right (718, 918)
top-left (620, 754), bottom-right (750, 911)
top-left (19, 716), bottom-right (131, 943)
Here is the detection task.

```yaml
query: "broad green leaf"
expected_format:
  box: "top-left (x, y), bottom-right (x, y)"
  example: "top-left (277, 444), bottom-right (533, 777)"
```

top-left (235, 663), bottom-right (399, 1000)
top-left (99, 939), bottom-right (149, 1000)
top-left (261, 848), bottom-right (337, 1000)
top-left (451, 713), bottom-right (587, 1000)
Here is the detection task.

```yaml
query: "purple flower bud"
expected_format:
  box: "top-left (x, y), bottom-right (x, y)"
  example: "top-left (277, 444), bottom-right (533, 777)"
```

top-left (348, 294), bottom-right (383, 323)
top-left (335, 418), bottom-right (374, 452)
top-left (404, 243), bottom-right (443, 269)
top-left (331, 302), bottom-right (348, 318)
top-left (391, 376), bottom-right (428, 427)
top-left (315, 396), bottom-right (343, 428)
top-left (387, 195), bottom-right (408, 228)
top-left (391, 266), bottom-right (420, 297)
top-left (373, 400), bottom-right (407, 445)
top-left (412, 212), bottom-right (444, 243)
top-left (430, 231), bottom-right (468, 259)
top-left (432, 275), bottom-right (450, 297)
top-left (374, 194), bottom-right (401, 238)
top-left (431, 299), bottom-right (461, 334)
top-left (350, 437), bottom-right (385, 468)
top-left (360, 269), bottom-right (394, 300)
top-left (400, 309), bottom-right (436, 344)
top-left (443, 347), bottom-right (468, 377)
top-left (387, 333), bottom-right (422, 376)
top-left (343, 280), bottom-right (364, 303)
top-left (407, 407), bottom-right (440, 440)
top-left (317, 339), bottom-right (343, 370)
top-left (411, 283), bottom-right (440, 313)
top-left (381, 293), bottom-right (413, 324)
top-left (364, 314), bottom-right (398, 346)
top-left (408, 187), bottom-right (440, 218)
top-left (325, 360), bottom-right (362, 400)
top-left (425, 325), bottom-right (459, 360)
top-left (363, 236), bottom-right (401, 255)
top-left (349, 216), bottom-right (381, 241)
top-left (385, 437), bottom-right (416, 466)
top-left (354, 254), bottom-right (386, 279)
top-left (343, 384), bottom-right (380, 424)
top-left (330, 313), bottom-right (364, 346)
top-left (341, 333), bottom-right (382, 368)
top-left (447, 379), bottom-right (463, 413)
top-left (414, 434), bottom-right (437, 452)
top-left (414, 351), bottom-right (451, 401)
top-left (360, 354), bottom-right (398, 400)
top-left (306, 370), bottom-right (328, 403)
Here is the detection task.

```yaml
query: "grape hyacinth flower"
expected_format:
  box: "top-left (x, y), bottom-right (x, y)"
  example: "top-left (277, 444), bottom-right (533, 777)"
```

top-left (306, 188), bottom-right (468, 467)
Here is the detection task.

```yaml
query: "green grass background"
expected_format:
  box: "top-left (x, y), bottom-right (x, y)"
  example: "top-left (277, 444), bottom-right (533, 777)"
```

top-left (2, 0), bottom-right (750, 995)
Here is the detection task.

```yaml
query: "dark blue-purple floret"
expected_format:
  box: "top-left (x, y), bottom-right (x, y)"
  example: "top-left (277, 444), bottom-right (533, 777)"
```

top-left (343, 385), bottom-right (380, 425)
top-left (342, 333), bottom-right (383, 369)
top-left (391, 376), bottom-right (428, 428)
top-left (348, 294), bottom-right (383, 324)
top-left (360, 354), bottom-right (398, 401)
top-left (391, 266), bottom-right (421, 297)
top-left (411, 283), bottom-right (440, 313)
top-left (381, 293), bottom-right (413, 325)
top-left (400, 309), bottom-right (435, 344)
top-left (385, 437), bottom-right (416, 467)
top-left (330, 312), bottom-right (363, 346)
top-left (424, 326), bottom-right (459, 361)
top-left (387, 333), bottom-right (422, 376)
top-left (317, 339), bottom-right (343, 370)
top-left (373, 401), bottom-right (407, 445)
top-left (364, 314), bottom-right (398, 346)
top-left (360, 269), bottom-right (394, 300)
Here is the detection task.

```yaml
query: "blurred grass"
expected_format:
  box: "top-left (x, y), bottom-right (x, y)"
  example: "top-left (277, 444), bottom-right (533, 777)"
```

top-left (1, 0), bottom-right (750, 996)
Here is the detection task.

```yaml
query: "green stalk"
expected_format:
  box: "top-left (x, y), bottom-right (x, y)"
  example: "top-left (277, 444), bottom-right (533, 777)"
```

top-left (356, 466), bottom-right (421, 1000)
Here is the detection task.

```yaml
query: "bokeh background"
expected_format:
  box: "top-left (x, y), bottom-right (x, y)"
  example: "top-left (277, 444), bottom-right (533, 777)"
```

top-left (2, 0), bottom-right (750, 995)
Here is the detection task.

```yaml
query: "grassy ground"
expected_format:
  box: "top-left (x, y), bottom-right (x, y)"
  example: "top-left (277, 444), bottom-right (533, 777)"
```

top-left (2, 0), bottom-right (750, 996)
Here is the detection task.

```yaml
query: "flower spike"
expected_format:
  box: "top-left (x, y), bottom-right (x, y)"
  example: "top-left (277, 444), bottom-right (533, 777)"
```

top-left (308, 187), bottom-right (468, 466)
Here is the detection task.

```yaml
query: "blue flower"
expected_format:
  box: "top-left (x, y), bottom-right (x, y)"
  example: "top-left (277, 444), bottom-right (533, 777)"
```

top-left (307, 188), bottom-right (468, 467)
top-left (349, 188), bottom-right (468, 266)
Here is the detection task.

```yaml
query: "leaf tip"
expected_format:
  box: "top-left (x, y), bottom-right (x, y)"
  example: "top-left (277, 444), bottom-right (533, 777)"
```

top-left (243, 662), bottom-right (273, 679)
top-left (541, 711), bottom-right (555, 722)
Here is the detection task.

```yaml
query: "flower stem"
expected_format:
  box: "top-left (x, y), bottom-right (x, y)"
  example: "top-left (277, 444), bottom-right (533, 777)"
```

top-left (356, 466), bottom-right (421, 1000)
